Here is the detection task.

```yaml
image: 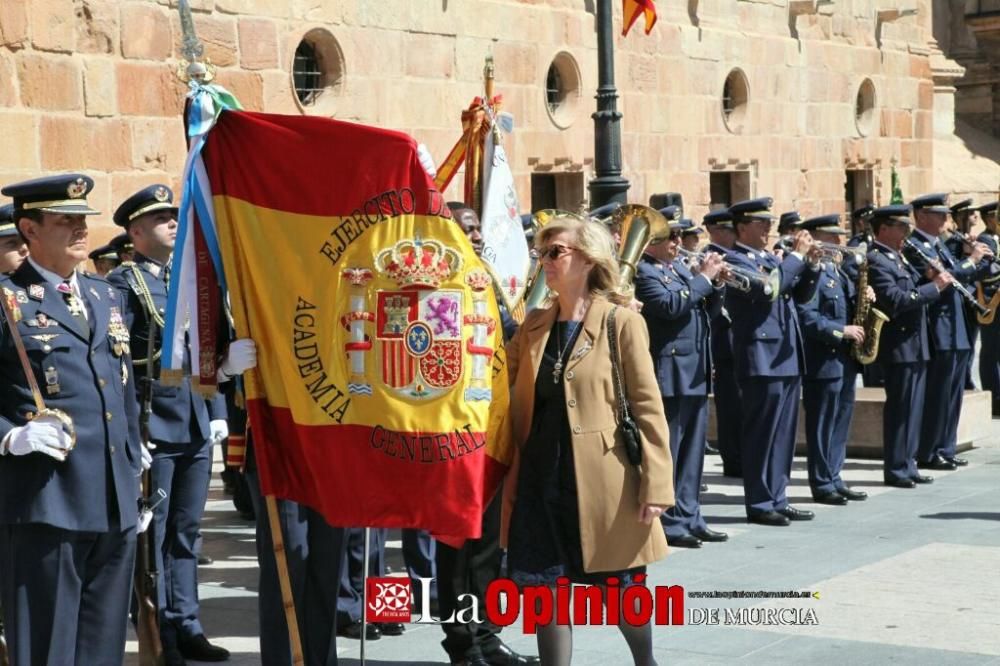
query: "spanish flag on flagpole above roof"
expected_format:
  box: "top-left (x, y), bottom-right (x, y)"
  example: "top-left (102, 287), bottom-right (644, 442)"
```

top-left (167, 87), bottom-right (513, 539)
top-left (622, 0), bottom-right (657, 36)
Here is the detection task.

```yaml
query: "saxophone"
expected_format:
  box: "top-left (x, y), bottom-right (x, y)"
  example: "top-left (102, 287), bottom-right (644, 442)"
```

top-left (852, 254), bottom-right (889, 365)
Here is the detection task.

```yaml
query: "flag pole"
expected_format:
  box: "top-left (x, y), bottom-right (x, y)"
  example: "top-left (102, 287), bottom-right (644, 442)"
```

top-left (361, 527), bottom-right (371, 665)
top-left (174, 2), bottom-right (305, 663)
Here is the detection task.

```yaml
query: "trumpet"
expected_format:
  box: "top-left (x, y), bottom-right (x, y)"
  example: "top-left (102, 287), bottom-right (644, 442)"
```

top-left (677, 248), bottom-right (776, 295)
top-left (814, 241), bottom-right (868, 264)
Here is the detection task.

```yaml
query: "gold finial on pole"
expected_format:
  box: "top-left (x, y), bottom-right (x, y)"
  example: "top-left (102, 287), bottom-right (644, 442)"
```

top-left (484, 54), bottom-right (495, 101)
top-left (176, 0), bottom-right (216, 83)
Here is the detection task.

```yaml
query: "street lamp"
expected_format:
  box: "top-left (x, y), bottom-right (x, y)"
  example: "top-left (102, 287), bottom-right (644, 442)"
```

top-left (588, 0), bottom-right (631, 208)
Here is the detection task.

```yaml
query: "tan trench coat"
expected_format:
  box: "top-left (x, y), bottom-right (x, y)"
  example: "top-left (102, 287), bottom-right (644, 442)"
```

top-left (501, 297), bottom-right (675, 573)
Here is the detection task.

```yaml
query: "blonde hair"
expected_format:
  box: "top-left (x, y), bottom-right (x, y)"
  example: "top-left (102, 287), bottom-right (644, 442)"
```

top-left (535, 214), bottom-right (629, 304)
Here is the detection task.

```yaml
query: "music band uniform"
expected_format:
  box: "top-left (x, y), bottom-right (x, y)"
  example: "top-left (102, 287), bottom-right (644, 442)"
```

top-left (0, 174), bottom-right (141, 665)
top-left (635, 211), bottom-right (724, 546)
top-left (724, 198), bottom-right (818, 525)
top-left (106, 185), bottom-right (230, 661)
top-left (975, 202), bottom-right (1000, 414)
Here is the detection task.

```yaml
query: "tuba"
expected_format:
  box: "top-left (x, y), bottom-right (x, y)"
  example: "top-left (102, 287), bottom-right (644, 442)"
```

top-left (614, 204), bottom-right (671, 290)
top-left (851, 253), bottom-right (889, 365)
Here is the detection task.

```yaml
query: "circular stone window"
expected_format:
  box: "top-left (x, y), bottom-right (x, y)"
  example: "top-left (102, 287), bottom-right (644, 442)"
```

top-left (544, 52), bottom-right (581, 130)
top-left (721, 68), bottom-right (749, 134)
top-left (855, 78), bottom-right (877, 137)
top-left (291, 28), bottom-right (345, 116)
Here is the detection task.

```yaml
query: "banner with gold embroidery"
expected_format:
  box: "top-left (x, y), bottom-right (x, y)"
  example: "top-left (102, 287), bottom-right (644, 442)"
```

top-left (200, 111), bottom-right (512, 537)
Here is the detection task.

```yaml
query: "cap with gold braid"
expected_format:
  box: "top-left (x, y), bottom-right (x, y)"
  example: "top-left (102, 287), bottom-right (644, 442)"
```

top-left (113, 184), bottom-right (178, 228)
top-left (0, 203), bottom-right (16, 238)
top-left (1, 174), bottom-right (100, 216)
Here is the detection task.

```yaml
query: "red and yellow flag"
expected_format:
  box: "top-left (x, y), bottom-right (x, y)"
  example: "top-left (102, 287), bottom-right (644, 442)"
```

top-left (203, 111), bottom-right (512, 537)
top-left (623, 0), bottom-right (657, 36)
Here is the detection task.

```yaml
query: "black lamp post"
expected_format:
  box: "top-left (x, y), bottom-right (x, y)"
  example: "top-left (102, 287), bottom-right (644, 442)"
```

top-left (588, 0), bottom-right (631, 208)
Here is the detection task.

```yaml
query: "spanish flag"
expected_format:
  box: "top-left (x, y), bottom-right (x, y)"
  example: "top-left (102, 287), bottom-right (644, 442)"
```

top-left (622, 0), bottom-right (657, 36)
top-left (191, 109), bottom-right (513, 537)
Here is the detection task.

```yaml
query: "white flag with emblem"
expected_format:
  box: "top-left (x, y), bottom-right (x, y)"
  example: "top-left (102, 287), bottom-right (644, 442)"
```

top-left (480, 129), bottom-right (529, 311)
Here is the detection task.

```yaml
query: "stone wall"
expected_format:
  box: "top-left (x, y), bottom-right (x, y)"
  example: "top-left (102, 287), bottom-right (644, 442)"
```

top-left (0, 0), bottom-right (940, 243)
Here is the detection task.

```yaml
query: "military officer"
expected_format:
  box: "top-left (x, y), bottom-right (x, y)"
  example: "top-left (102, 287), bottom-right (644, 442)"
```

top-left (88, 242), bottom-right (120, 277)
top-left (107, 184), bottom-right (256, 665)
top-left (0, 174), bottom-right (142, 665)
top-left (636, 209), bottom-right (728, 549)
top-left (867, 205), bottom-right (950, 488)
top-left (975, 201), bottom-right (1000, 415)
top-left (945, 199), bottom-right (979, 391)
top-left (680, 223), bottom-right (703, 253)
top-left (795, 215), bottom-right (869, 505)
top-left (110, 231), bottom-right (135, 264)
top-left (725, 197), bottom-right (819, 526)
top-left (846, 205), bottom-right (884, 389)
top-left (773, 211), bottom-right (803, 255)
top-left (902, 194), bottom-right (992, 471)
top-left (0, 205), bottom-right (28, 275)
top-left (703, 209), bottom-right (742, 477)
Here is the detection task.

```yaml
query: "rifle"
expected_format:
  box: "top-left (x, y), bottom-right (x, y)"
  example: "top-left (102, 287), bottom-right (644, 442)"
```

top-left (135, 302), bottom-right (165, 666)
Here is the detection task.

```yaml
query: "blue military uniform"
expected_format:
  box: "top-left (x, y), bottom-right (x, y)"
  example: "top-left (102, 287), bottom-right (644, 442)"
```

top-left (636, 212), bottom-right (725, 545)
top-left (724, 198), bottom-right (818, 525)
top-left (944, 199), bottom-right (979, 391)
top-left (974, 202), bottom-right (1000, 414)
top-left (847, 206), bottom-right (884, 389)
top-left (902, 194), bottom-right (992, 468)
top-left (866, 205), bottom-right (943, 486)
top-left (794, 215), bottom-right (862, 504)
top-left (105, 184), bottom-right (229, 659)
top-left (0, 174), bottom-right (141, 665)
top-left (703, 209), bottom-right (742, 477)
top-left (773, 211), bottom-right (802, 254)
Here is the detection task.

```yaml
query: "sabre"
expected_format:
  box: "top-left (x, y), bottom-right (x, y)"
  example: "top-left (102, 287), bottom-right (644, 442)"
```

top-left (0, 289), bottom-right (76, 449)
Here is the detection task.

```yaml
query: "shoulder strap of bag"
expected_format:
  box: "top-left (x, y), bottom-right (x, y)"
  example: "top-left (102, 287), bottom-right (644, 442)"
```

top-left (605, 306), bottom-right (633, 423)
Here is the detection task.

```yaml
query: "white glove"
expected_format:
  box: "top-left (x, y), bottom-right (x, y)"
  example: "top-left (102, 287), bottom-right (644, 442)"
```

top-left (219, 338), bottom-right (257, 380)
top-left (417, 143), bottom-right (437, 179)
top-left (209, 419), bottom-right (229, 445)
top-left (140, 445), bottom-right (153, 471)
top-left (2, 415), bottom-right (74, 461)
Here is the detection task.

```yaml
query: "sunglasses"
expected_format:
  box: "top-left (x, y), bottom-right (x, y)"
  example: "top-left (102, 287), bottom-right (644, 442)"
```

top-left (531, 244), bottom-right (577, 261)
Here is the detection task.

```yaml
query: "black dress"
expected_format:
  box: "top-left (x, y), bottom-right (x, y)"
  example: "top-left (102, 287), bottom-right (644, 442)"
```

top-left (507, 321), bottom-right (644, 586)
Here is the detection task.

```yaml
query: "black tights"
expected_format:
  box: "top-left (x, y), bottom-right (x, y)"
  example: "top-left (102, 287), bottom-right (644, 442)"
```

top-left (532, 586), bottom-right (656, 666)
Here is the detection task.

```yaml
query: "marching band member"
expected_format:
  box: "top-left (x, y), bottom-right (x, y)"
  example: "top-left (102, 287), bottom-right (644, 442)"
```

top-left (866, 204), bottom-right (950, 488)
top-left (794, 215), bottom-right (869, 505)
top-left (975, 201), bottom-right (1000, 415)
top-left (901, 194), bottom-right (992, 472)
top-left (725, 198), bottom-right (819, 526)
top-left (636, 209), bottom-right (728, 549)
top-left (944, 199), bottom-right (978, 391)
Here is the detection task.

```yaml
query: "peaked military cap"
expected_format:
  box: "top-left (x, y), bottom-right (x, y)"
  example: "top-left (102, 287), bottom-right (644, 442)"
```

top-left (801, 214), bottom-right (847, 235)
top-left (978, 201), bottom-right (998, 216)
top-left (1, 173), bottom-right (100, 216)
top-left (910, 193), bottom-right (950, 214)
top-left (109, 232), bottom-right (134, 258)
top-left (589, 202), bottom-right (621, 220)
top-left (729, 197), bottom-right (775, 223)
top-left (0, 203), bottom-right (16, 238)
top-left (852, 204), bottom-right (875, 221)
top-left (870, 204), bottom-right (912, 226)
top-left (703, 208), bottom-right (734, 228)
top-left (114, 184), bottom-right (178, 227)
top-left (88, 242), bottom-right (119, 262)
top-left (658, 205), bottom-right (683, 228)
top-left (778, 211), bottom-right (802, 234)
top-left (949, 198), bottom-right (973, 215)
top-left (681, 222), bottom-right (703, 236)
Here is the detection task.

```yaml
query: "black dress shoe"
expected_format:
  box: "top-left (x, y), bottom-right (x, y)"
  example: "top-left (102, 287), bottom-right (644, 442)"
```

top-left (164, 647), bottom-right (186, 666)
top-left (459, 659), bottom-right (490, 666)
top-left (379, 622), bottom-right (406, 636)
top-left (918, 456), bottom-right (956, 471)
top-left (667, 533), bottom-right (702, 548)
top-left (747, 511), bottom-right (790, 526)
top-left (945, 456), bottom-right (969, 467)
top-left (885, 478), bottom-right (916, 488)
top-left (338, 620), bottom-right (381, 640)
top-left (177, 634), bottom-right (229, 662)
top-left (837, 486), bottom-right (868, 501)
top-left (911, 474), bottom-right (934, 484)
top-left (197, 554), bottom-right (213, 566)
top-left (700, 483), bottom-right (708, 492)
top-left (778, 505), bottom-right (814, 521)
top-left (722, 467), bottom-right (743, 478)
top-left (691, 527), bottom-right (728, 542)
top-left (482, 640), bottom-right (541, 665)
top-left (705, 443), bottom-right (720, 455)
top-left (812, 491), bottom-right (848, 506)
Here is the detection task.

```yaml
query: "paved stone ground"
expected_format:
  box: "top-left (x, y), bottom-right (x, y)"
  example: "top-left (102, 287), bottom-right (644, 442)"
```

top-left (126, 430), bottom-right (1000, 665)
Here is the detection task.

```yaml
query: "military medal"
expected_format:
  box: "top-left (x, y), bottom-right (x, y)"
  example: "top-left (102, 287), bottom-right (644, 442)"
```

top-left (15, 290), bottom-right (27, 304)
top-left (45, 366), bottom-right (60, 395)
top-left (89, 286), bottom-right (100, 301)
top-left (28, 284), bottom-right (44, 300)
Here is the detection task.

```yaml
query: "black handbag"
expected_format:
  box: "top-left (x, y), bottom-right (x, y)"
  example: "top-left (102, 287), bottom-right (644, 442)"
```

top-left (606, 307), bottom-right (643, 467)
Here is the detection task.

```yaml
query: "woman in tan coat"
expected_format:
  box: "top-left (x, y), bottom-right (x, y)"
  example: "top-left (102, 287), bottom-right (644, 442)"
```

top-left (503, 214), bottom-right (675, 665)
